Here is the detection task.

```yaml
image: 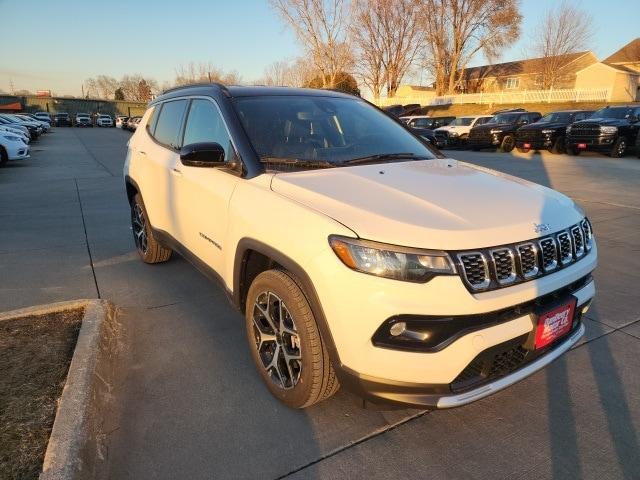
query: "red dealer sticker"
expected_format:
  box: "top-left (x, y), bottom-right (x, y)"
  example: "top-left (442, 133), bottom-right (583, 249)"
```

top-left (523, 143), bottom-right (531, 149)
top-left (577, 143), bottom-right (587, 149)
top-left (534, 299), bottom-right (576, 349)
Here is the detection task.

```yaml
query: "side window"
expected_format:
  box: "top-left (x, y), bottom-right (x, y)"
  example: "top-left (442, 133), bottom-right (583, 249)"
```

top-left (146, 106), bottom-right (159, 135)
top-left (531, 113), bottom-right (541, 122)
top-left (153, 99), bottom-right (188, 149)
top-left (183, 99), bottom-right (234, 161)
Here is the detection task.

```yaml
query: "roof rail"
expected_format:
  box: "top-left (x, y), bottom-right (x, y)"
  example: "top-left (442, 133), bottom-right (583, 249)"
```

top-left (159, 82), bottom-right (229, 96)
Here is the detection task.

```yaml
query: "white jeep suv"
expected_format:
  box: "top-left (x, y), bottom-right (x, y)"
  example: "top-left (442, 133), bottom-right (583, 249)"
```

top-left (124, 85), bottom-right (597, 409)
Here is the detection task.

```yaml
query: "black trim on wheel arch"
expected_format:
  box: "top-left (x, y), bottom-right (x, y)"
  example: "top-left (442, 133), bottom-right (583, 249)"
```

top-left (234, 238), bottom-right (343, 369)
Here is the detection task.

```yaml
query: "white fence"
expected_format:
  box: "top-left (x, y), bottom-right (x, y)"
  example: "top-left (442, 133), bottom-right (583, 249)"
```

top-left (376, 88), bottom-right (611, 107)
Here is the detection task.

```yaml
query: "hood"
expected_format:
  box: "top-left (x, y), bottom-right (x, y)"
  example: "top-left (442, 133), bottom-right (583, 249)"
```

top-left (472, 122), bottom-right (516, 132)
top-left (270, 159), bottom-right (582, 250)
top-left (519, 121), bottom-right (566, 131)
top-left (574, 118), bottom-right (628, 127)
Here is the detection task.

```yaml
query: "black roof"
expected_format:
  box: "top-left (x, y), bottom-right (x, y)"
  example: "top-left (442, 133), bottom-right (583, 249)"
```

top-left (154, 83), bottom-right (355, 104)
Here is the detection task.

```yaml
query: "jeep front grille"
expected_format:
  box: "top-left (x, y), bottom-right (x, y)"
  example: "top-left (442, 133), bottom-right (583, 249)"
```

top-left (455, 219), bottom-right (593, 292)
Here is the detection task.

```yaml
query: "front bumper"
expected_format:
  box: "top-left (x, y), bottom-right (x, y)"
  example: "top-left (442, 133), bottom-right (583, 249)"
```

top-left (336, 279), bottom-right (592, 409)
top-left (310, 239), bottom-right (597, 408)
top-left (7, 142), bottom-right (30, 160)
top-left (566, 134), bottom-right (616, 150)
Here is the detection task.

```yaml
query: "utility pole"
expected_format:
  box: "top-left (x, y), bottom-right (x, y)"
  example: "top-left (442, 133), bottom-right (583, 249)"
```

top-left (9, 78), bottom-right (15, 95)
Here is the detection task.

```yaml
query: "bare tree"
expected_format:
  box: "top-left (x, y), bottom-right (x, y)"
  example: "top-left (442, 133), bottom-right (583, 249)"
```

top-left (350, 0), bottom-right (422, 98)
top-left (174, 62), bottom-right (242, 86)
top-left (119, 75), bottom-right (159, 101)
top-left (419, 0), bottom-right (522, 95)
top-left (529, 1), bottom-right (593, 89)
top-left (269, 0), bottom-right (352, 88)
top-left (84, 75), bottom-right (119, 99)
top-left (259, 58), bottom-right (316, 87)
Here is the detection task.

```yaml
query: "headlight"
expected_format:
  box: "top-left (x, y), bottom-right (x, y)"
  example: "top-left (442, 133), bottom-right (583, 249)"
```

top-left (490, 129), bottom-right (503, 134)
top-left (329, 236), bottom-right (456, 282)
top-left (541, 129), bottom-right (554, 134)
top-left (601, 126), bottom-right (617, 134)
top-left (449, 131), bottom-right (459, 137)
top-left (3, 135), bottom-right (21, 142)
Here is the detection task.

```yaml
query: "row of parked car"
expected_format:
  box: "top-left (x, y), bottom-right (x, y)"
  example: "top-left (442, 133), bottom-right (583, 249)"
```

top-left (384, 104), bottom-right (640, 158)
top-left (0, 112), bottom-right (54, 167)
top-left (46, 112), bottom-right (141, 129)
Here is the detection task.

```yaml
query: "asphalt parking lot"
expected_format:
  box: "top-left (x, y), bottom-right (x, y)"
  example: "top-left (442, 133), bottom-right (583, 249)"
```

top-left (1, 128), bottom-right (639, 479)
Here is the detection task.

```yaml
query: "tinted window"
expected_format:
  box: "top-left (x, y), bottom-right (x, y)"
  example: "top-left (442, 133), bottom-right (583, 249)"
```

top-left (146, 106), bottom-right (159, 134)
top-left (183, 99), bottom-right (234, 161)
top-left (153, 100), bottom-right (188, 148)
top-left (233, 96), bottom-right (437, 165)
top-left (591, 107), bottom-right (632, 119)
top-left (490, 113), bottom-right (520, 124)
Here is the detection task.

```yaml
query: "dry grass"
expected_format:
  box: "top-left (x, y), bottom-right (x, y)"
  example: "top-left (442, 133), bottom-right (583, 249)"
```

top-left (0, 309), bottom-right (84, 480)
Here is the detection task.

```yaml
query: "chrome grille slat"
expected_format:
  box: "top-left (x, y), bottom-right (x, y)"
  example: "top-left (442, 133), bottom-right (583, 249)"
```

top-left (457, 252), bottom-right (490, 290)
top-left (516, 242), bottom-right (539, 279)
top-left (538, 237), bottom-right (558, 272)
top-left (571, 225), bottom-right (585, 258)
top-left (490, 248), bottom-right (516, 285)
top-left (557, 231), bottom-right (573, 265)
top-left (455, 219), bottom-right (592, 292)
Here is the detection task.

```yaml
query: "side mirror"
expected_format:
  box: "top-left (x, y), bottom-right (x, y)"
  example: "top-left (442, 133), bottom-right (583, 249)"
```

top-left (180, 142), bottom-right (225, 167)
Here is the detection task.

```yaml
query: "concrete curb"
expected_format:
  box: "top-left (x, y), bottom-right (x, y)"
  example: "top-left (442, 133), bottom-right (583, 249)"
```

top-left (0, 299), bottom-right (120, 480)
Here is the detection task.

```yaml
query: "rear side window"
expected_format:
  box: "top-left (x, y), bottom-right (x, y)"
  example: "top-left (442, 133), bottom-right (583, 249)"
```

top-left (146, 106), bottom-right (159, 134)
top-left (182, 99), bottom-right (234, 161)
top-left (153, 100), bottom-right (188, 149)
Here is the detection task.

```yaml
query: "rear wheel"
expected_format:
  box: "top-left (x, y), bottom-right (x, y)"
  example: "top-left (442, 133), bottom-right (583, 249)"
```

top-left (500, 135), bottom-right (515, 153)
top-left (567, 146), bottom-right (581, 156)
top-left (609, 137), bottom-right (627, 158)
top-left (245, 269), bottom-right (339, 408)
top-left (131, 193), bottom-right (172, 263)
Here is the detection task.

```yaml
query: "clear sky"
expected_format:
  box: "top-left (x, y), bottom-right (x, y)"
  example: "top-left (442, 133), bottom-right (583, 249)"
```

top-left (0, 0), bottom-right (637, 96)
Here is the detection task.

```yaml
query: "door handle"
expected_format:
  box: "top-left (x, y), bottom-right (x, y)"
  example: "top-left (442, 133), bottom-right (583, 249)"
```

top-left (138, 150), bottom-right (146, 155)
top-left (172, 167), bottom-right (182, 176)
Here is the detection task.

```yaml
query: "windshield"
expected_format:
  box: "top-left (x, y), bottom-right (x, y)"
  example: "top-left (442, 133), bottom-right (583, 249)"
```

top-left (591, 107), bottom-right (632, 119)
top-left (233, 96), bottom-right (436, 167)
top-left (449, 117), bottom-right (473, 126)
top-left (539, 112), bottom-right (572, 123)
top-left (489, 113), bottom-right (520, 125)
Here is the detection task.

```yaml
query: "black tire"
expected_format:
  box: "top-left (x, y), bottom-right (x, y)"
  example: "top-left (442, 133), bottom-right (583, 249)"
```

top-left (549, 136), bottom-right (565, 154)
top-left (131, 193), bottom-right (172, 263)
top-left (500, 135), bottom-right (515, 153)
top-left (245, 269), bottom-right (339, 408)
top-left (567, 146), bottom-right (581, 156)
top-left (0, 147), bottom-right (8, 167)
top-left (609, 137), bottom-right (627, 158)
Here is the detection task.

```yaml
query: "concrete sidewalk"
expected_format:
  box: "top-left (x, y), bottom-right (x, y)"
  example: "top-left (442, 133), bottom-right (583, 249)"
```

top-left (0, 128), bottom-right (638, 479)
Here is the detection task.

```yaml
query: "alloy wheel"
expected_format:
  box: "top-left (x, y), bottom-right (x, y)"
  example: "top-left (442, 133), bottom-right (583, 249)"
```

top-left (618, 139), bottom-right (626, 156)
top-left (131, 203), bottom-right (148, 254)
top-left (252, 291), bottom-right (302, 390)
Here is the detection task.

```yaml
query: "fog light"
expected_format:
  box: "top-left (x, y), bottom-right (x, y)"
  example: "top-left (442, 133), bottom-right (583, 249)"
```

top-left (581, 302), bottom-right (591, 314)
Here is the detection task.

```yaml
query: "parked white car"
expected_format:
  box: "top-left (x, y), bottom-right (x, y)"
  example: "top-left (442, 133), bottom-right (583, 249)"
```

top-left (435, 115), bottom-right (494, 143)
top-left (75, 113), bottom-right (93, 127)
top-left (115, 116), bottom-right (128, 128)
top-left (0, 132), bottom-right (30, 167)
top-left (0, 125), bottom-right (30, 144)
top-left (124, 85), bottom-right (596, 410)
top-left (96, 114), bottom-right (114, 127)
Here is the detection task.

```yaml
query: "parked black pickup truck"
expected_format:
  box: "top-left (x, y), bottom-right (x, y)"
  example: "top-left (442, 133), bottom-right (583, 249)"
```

top-left (467, 111), bottom-right (541, 152)
top-left (515, 110), bottom-right (593, 154)
top-left (565, 105), bottom-right (640, 157)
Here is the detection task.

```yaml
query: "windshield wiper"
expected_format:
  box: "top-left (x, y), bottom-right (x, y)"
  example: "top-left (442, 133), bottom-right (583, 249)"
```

top-left (340, 153), bottom-right (430, 166)
top-left (260, 156), bottom-right (337, 169)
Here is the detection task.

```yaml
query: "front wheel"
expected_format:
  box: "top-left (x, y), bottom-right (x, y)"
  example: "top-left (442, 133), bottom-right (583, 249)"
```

top-left (567, 146), bottom-right (581, 156)
top-left (549, 136), bottom-right (565, 154)
top-left (500, 135), bottom-right (515, 153)
top-left (0, 147), bottom-right (8, 167)
top-left (245, 269), bottom-right (339, 408)
top-left (610, 137), bottom-right (627, 158)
